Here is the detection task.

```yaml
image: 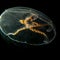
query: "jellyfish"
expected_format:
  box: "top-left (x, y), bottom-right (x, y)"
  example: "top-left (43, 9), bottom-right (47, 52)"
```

top-left (0, 7), bottom-right (56, 45)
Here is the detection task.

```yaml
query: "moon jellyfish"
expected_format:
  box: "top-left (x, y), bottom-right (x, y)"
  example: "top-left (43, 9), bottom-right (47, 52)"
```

top-left (0, 7), bottom-right (56, 45)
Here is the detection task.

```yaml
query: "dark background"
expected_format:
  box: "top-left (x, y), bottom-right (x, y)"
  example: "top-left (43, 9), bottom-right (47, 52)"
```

top-left (0, 0), bottom-right (57, 49)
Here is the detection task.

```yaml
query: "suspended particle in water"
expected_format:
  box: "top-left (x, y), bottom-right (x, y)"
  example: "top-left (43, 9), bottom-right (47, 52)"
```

top-left (0, 7), bottom-right (56, 46)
